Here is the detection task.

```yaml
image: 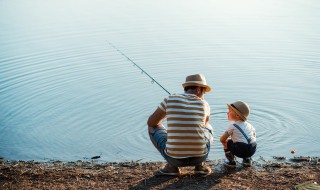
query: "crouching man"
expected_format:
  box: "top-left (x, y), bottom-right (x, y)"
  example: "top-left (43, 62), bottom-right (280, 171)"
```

top-left (147, 74), bottom-right (214, 175)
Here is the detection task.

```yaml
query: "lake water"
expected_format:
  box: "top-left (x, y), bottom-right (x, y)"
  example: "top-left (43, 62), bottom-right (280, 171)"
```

top-left (1, 0), bottom-right (319, 162)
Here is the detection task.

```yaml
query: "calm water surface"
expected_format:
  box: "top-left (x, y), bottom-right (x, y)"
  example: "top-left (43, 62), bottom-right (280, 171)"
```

top-left (1, 0), bottom-right (320, 162)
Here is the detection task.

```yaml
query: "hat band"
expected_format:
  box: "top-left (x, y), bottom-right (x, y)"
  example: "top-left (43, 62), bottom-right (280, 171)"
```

top-left (231, 104), bottom-right (241, 113)
top-left (230, 104), bottom-right (247, 120)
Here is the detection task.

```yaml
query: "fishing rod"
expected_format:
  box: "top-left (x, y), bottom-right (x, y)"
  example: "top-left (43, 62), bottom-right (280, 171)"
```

top-left (106, 41), bottom-right (171, 95)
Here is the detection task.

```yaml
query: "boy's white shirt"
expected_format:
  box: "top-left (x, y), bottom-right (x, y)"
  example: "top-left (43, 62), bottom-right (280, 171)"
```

top-left (226, 121), bottom-right (256, 144)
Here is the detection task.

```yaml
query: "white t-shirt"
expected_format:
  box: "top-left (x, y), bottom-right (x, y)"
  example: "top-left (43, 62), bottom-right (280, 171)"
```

top-left (226, 121), bottom-right (256, 144)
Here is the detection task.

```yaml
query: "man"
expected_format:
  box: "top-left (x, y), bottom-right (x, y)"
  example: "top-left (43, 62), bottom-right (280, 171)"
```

top-left (147, 74), bottom-right (213, 175)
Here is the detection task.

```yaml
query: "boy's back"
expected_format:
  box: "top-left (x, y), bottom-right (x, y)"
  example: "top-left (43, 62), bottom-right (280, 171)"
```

top-left (226, 121), bottom-right (256, 144)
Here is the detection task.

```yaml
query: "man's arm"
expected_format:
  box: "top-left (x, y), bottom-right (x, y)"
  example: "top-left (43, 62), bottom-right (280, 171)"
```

top-left (147, 108), bottom-right (166, 128)
top-left (205, 115), bottom-right (210, 126)
top-left (147, 108), bottom-right (166, 149)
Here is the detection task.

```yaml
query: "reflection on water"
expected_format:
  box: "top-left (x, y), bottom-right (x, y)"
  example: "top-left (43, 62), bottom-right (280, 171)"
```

top-left (0, 0), bottom-right (319, 162)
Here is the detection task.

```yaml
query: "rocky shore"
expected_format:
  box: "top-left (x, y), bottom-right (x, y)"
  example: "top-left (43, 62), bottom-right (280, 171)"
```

top-left (0, 157), bottom-right (319, 190)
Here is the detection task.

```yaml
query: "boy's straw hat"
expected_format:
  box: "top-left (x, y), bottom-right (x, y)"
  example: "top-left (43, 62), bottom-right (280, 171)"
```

top-left (182, 74), bottom-right (211, 92)
top-left (227, 101), bottom-right (250, 121)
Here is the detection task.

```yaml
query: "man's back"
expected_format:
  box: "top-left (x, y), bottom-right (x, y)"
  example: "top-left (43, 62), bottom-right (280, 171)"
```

top-left (159, 93), bottom-right (210, 158)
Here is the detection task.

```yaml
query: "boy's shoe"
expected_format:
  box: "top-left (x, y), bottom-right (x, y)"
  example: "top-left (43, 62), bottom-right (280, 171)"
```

top-left (224, 149), bottom-right (236, 168)
top-left (159, 163), bottom-right (180, 176)
top-left (242, 158), bottom-right (252, 167)
top-left (223, 159), bottom-right (236, 168)
top-left (194, 163), bottom-right (212, 175)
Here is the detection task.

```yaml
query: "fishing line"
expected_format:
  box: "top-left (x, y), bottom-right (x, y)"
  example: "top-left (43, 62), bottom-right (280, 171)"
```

top-left (106, 41), bottom-right (171, 95)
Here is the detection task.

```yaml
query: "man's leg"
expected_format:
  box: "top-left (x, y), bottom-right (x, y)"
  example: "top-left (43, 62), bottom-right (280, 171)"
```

top-left (148, 126), bottom-right (180, 175)
top-left (148, 126), bottom-right (160, 150)
top-left (194, 127), bottom-right (213, 174)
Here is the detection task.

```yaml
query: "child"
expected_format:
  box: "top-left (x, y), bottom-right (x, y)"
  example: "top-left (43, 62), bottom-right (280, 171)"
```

top-left (220, 100), bottom-right (257, 168)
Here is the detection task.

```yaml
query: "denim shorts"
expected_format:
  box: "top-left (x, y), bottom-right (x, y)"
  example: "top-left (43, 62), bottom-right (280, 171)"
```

top-left (150, 126), bottom-right (213, 167)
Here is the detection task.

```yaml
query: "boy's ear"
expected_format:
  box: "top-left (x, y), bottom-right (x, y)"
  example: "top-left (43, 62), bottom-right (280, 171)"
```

top-left (236, 114), bottom-right (244, 121)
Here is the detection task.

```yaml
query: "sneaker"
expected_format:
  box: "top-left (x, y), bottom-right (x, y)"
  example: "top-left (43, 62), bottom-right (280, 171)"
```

top-left (194, 164), bottom-right (212, 175)
top-left (243, 158), bottom-right (252, 167)
top-left (159, 163), bottom-right (180, 176)
top-left (223, 159), bottom-right (236, 168)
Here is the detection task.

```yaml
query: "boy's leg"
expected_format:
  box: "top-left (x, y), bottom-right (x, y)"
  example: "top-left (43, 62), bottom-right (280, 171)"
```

top-left (242, 157), bottom-right (252, 167)
top-left (221, 135), bottom-right (235, 166)
top-left (223, 139), bottom-right (236, 168)
top-left (242, 143), bottom-right (257, 167)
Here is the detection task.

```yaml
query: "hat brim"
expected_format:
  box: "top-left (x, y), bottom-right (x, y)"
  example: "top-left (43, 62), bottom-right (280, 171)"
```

top-left (227, 104), bottom-right (247, 121)
top-left (182, 83), bottom-right (211, 92)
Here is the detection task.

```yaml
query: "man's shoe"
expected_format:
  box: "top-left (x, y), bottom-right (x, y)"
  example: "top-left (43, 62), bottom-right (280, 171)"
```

top-left (243, 158), bottom-right (252, 167)
top-left (223, 159), bottom-right (236, 168)
top-left (159, 163), bottom-right (180, 176)
top-left (194, 164), bottom-right (212, 175)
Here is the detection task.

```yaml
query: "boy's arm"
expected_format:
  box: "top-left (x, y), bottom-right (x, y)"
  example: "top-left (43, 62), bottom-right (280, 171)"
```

top-left (220, 131), bottom-right (230, 143)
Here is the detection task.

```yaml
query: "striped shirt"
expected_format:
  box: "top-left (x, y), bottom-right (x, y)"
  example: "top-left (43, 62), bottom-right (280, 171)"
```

top-left (159, 93), bottom-right (211, 158)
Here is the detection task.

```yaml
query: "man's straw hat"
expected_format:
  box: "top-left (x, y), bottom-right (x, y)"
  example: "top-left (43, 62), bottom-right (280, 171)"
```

top-left (182, 74), bottom-right (211, 92)
top-left (227, 101), bottom-right (250, 121)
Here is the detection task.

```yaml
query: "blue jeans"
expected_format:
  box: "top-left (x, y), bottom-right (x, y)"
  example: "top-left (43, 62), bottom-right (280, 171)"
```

top-left (150, 126), bottom-right (213, 167)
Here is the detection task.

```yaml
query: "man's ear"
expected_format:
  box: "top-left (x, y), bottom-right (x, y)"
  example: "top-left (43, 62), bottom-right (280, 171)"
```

top-left (196, 86), bottom-right (201, 93)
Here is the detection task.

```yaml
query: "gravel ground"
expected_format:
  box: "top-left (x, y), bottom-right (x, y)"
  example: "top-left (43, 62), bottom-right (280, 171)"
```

top-left (0, 157), bottom-right (319, 190)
